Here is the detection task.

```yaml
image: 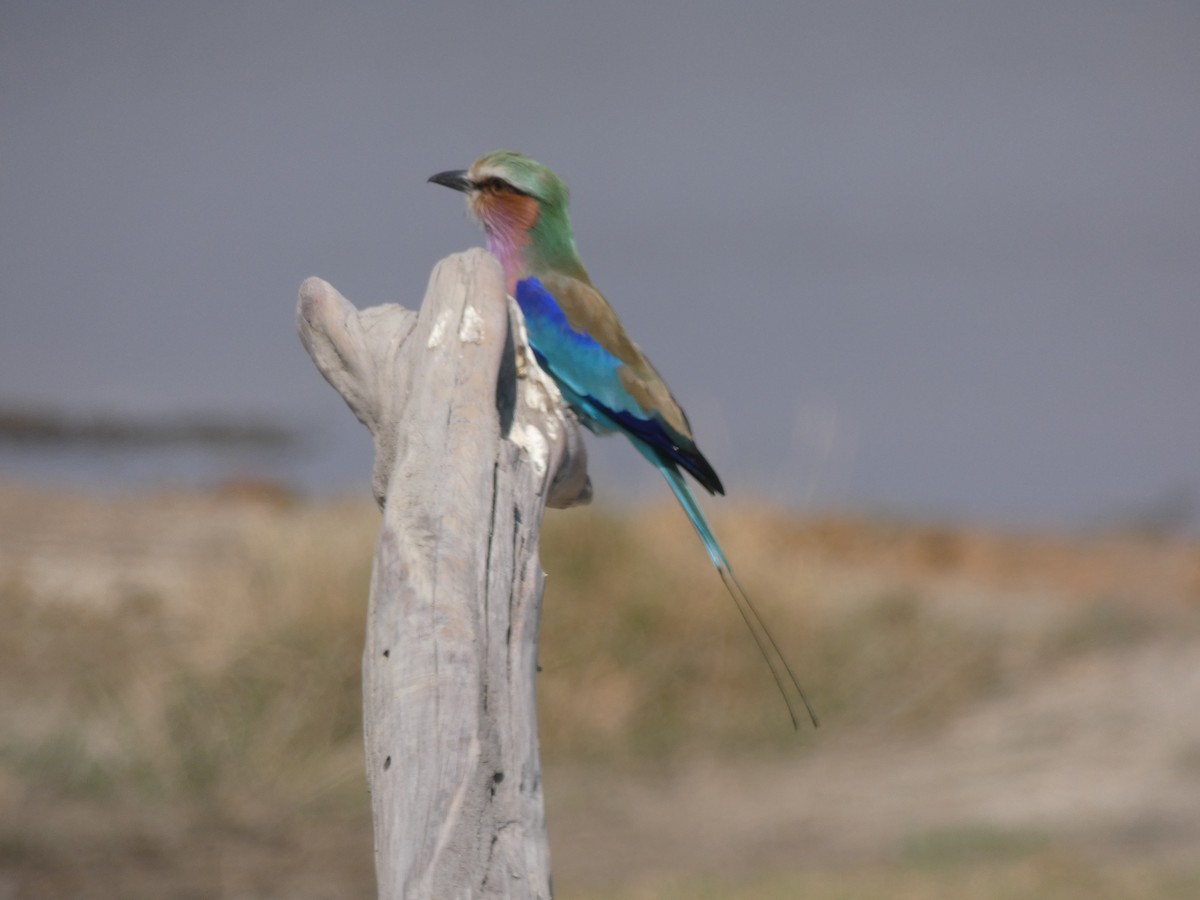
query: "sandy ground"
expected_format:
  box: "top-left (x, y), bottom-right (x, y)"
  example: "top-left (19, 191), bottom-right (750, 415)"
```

top-left (547, 636), bottom-right (1200, 883)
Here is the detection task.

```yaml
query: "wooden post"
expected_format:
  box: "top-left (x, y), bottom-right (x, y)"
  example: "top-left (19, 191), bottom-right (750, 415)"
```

top-left (296, 249), bottom-right (590, 899)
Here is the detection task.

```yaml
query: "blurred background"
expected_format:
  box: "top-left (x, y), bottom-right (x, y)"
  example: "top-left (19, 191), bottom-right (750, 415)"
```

top-left (3, 0), bottom-right (1198, 528)
top-left (2, 2), bottom-right (1198, 897)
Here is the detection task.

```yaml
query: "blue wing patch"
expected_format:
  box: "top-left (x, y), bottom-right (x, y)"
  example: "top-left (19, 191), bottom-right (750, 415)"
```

top-left (515, 277), bottom-right (723, 494)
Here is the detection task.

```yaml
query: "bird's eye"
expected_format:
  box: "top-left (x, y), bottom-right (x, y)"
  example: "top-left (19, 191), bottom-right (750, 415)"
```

top-left (477, 176), bottom-right (532, 198)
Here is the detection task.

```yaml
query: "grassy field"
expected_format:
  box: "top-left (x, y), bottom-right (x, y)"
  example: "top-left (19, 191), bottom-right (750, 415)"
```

top-left (1, 480), bottom-right (1198, 897)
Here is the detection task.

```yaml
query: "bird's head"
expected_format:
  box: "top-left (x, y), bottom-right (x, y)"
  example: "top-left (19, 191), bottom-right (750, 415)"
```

top-left (429, 151), bottom-right (583, 282)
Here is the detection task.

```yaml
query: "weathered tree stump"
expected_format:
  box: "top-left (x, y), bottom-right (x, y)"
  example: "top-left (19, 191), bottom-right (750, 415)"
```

top-left (296, 249), bottom-right (590, 899)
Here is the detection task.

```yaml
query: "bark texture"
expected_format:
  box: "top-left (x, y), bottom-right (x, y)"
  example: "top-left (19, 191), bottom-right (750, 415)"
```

top-left (297, 249), bottom-right (589, 898)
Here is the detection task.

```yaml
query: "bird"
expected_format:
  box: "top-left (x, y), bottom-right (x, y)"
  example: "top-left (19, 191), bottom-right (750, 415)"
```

top-left (429, 151), bottom-right (817, 728)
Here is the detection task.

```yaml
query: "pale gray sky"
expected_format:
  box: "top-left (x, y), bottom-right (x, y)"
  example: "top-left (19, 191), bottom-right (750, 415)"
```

top-left (2, 1), bottom-right (1197, 528)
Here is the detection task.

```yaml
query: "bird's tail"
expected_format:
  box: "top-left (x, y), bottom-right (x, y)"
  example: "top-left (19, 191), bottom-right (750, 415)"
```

top-left (654, 461), bottom-right (819, 729)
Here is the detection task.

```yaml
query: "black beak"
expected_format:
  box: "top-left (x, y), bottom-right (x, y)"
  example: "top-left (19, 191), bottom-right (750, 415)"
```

top-left (428, 169), bottom-right (473, 193)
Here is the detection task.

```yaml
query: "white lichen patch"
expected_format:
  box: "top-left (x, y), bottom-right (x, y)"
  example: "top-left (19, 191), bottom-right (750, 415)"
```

top-left (523, 375), bottom-right (563, 443)
top-left (458, 305), bottom-right (485, 343)
top-left (426, 309), bottom-right (452, 349)
top-left (507, 296), bottom-right (533, 379)
top-left (510, 422), bottom-right (549, 477)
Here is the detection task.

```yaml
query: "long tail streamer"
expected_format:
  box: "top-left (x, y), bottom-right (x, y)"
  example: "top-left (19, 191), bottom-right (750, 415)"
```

top-left (658, 464), bottom-right (819, 729)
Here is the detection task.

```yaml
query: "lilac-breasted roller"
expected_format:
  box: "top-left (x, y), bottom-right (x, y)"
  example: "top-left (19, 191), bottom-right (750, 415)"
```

top-left (430, 151), bottom-right (817, 728)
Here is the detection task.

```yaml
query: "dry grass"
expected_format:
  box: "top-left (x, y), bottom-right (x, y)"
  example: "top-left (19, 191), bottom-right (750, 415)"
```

top-left (0, 490), bottom-right (379, 897)
top-left (537, 505), bottom-right (1012, 758)
top-left (1, 481), bottom-right (1198, 897)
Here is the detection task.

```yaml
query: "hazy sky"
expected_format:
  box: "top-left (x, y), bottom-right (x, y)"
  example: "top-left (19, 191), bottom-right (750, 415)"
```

top-left (2, 1), bottom-right (1197, 528)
